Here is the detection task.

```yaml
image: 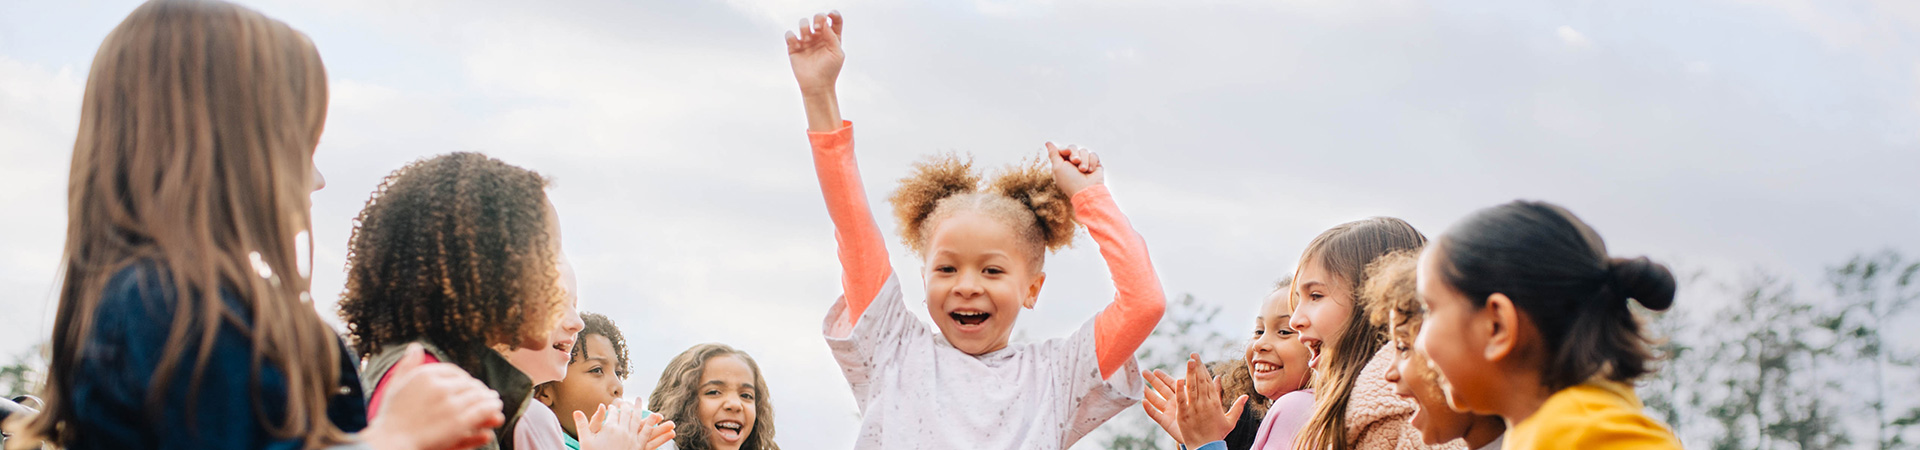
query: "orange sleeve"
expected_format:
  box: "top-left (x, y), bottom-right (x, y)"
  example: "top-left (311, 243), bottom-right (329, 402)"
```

top-left (809, 121), bottom-right (893, 331)
top-left (1077, 185), bottom-right (1167, 379)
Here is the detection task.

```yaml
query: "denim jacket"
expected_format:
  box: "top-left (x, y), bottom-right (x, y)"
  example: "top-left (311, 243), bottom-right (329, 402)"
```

top-left (64, 263), bottom-right (371, 450)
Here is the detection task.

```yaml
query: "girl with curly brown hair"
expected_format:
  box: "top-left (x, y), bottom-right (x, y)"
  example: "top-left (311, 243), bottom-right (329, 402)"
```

top-left (786, 11), bottom-right (1166, 449)
top-left (31, 2), bottom-right (505, 449)
top-left (645, 344), bottom-right (778, 450)
top-left (1361, 252), bottom-right (1504, 450)
top-left (339, 153), bottom-right (670, 450)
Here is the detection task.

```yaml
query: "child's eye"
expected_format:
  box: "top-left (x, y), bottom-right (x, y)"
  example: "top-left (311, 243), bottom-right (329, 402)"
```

top-left (1252, 328), bottom-right (1264, 337)
top-left (1310, 293), bottom-right (1325, 301)
top-left (588, 366), bottom-right (603, 375)
top-left (704, 389), bottom-right (721, 396)
top-left (984, 266), bottom-right (1005, 275)
top-left (1277, 329), bottom-right (1297, 337)
top-left (742, 392), bottom-right (756, 401)
top-left (935, 266), bottom-right (957, 274)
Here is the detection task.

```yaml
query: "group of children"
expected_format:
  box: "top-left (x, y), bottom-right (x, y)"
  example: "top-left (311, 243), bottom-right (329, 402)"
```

top-left (13, 1), bottom-right (1688, 449)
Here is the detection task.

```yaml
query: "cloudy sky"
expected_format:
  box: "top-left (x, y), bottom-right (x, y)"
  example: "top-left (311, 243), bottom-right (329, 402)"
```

top-left (3, 0), bottom-right (1918, 448)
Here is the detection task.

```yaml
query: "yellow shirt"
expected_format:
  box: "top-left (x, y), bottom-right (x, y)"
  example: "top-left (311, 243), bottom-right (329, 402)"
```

top-left (1504, 380), bottom-right (1682, 450)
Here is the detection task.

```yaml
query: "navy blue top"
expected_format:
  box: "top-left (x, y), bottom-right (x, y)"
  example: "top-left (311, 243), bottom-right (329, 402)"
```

top-left (64, 264), bottom-right (369, 450)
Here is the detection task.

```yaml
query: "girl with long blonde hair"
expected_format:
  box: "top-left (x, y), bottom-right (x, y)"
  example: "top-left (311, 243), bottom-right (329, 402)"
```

top-left (29, 2), bottom-right (504, 449)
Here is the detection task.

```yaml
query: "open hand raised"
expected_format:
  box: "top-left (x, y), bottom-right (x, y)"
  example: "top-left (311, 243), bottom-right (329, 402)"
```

top-left (1174, 353), bottom-right (1247, 446)
top-left (1143, 369), bottom-right (1189, 446)
top-left (785, 11), bottom-right (844, 95)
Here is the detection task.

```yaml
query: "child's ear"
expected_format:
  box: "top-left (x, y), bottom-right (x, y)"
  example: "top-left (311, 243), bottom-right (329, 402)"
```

top-left (1482, 293), bottom-right (1519, 363)
top-left (1023, 272), bottom-right (1046, 309)
top-left (534, 386), bottom-right (555, 406)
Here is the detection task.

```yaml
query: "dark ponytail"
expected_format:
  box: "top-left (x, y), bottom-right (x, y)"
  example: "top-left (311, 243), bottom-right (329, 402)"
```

top-left (1435, 200), bottom-right (1675, 391)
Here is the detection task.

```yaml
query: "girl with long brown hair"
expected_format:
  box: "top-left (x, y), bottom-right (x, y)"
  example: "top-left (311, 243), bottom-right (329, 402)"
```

top-left (29, 1), bottom-right (505, 449)
top-left (1282, 218), bottom-right (1452, 450)
top-left (1170, 218), bottom-right (1456, 450)
top-left (646, 344), bottom-right (778, 450)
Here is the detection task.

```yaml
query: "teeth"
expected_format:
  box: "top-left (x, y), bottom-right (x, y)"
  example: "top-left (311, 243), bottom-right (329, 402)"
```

top-left (1252, 362), bottom-right (1279, 372)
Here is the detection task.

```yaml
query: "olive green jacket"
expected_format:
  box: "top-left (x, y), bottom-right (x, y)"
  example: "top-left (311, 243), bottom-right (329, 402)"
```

top-left (360, 340), bottom-right (533, 450)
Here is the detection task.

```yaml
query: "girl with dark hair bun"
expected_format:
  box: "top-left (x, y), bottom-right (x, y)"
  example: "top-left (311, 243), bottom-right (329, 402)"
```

top-left (1413, 200), bottom-right (1682, 449)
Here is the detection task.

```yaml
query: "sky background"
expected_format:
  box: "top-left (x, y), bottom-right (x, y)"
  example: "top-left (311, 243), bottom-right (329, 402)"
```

top-left (4, 0), bottom-right (1919, 448)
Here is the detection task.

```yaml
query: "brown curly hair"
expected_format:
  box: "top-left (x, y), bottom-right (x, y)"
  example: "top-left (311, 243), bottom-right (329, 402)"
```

top-left (337, 152), bottom-right (566, 373)
top-left (1209, 359), bottom-right (1273, 418)
top-left (1361, 250), bottom-right (1423, 341)
top-left (646, 343), bottom-right (779, 450)
top-left (888, 153), bottom-right (1077, 270)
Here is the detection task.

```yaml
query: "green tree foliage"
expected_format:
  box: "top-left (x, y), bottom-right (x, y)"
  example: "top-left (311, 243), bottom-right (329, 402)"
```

top-left (0, 343), bottom-right (45, 398)
top-left (1638, 251), bottom-right (1919, 450)
top-left (1826, 251), bottom-right (1920, 449)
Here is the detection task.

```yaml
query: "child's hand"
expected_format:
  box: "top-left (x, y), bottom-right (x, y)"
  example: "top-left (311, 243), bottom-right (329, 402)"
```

top-left (1142, 370), bottom-right (1188, 446)
top-left (1045, 142), bottom-right (1104, 196)
top-left (786, 11), bottom-right (845, 95)
top-left (573, 400), bottom-right (676, 450)
top-left (1173, 354), bottom-right (1247, 446)
top-left (364, 343), bottom-right (506, 450)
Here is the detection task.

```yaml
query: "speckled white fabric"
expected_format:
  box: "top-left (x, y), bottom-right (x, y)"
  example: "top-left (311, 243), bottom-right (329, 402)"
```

top-left (824, 274), bottom-right (1145, 450)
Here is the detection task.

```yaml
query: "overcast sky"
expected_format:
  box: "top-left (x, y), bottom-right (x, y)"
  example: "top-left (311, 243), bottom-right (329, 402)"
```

top-left (4, 0), bottom-right (1919, 448)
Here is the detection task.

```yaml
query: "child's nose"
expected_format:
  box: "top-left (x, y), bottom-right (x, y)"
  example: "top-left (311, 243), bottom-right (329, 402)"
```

top-left (1288, 314), bottom-right (1309, 332)
top-left (953, 274), bottom-right (985, 296)
top-left (1384, 364), bottom-right (1400, 383)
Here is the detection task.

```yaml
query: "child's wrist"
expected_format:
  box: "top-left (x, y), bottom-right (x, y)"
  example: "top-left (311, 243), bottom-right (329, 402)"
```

top-left (359, 425), bottom-right (418, 450)
top-left (800, 85), bottom-right (837, 98)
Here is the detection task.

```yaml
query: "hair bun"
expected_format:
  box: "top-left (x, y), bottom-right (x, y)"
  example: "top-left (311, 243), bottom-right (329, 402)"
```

top-left (989, 157), bottom-right (1077, 251)
top-left (1606, 256), bottom-right (1676, 311)
top-left (889, 153), bottom-right (980, 254)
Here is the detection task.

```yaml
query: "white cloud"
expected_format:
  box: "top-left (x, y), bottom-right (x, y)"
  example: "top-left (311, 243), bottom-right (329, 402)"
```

top-left (1557, 25), bottom-right (1591, 47)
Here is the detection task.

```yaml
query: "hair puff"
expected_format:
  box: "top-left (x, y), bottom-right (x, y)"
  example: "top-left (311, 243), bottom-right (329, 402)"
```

top-left (989, 157), bottom-right (1078, 252)
top-left (889, 153), bottom-right (981, 255)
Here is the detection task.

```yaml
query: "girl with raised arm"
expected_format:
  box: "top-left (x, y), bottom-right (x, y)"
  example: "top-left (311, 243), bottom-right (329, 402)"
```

top-left (786, 11), bottom-right (1166, 449)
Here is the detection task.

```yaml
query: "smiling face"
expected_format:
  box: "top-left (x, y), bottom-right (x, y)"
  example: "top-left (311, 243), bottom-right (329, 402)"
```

top-left (1288, 259), bottom-right (1354, 374)
top-left (921, 211), bottom-right (1045, 355)
top-left (1246, 289), bottom-right (1313, 398)
top-left (541, 333), bottom-right (624, 438)
top-left (1414, 245), bottom-right (1499, 414)
top-left (696, 355), bottom-right (760, 450)
top-left (503, 219), bottom-right (583, 384)
top-left (1383, 314), bottom-right (1476, 444)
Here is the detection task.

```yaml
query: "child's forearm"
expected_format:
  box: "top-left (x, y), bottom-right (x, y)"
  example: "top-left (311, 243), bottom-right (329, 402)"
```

top-left (1078, 185), bottom-right (1167, 379)
top-left (803, 89), bottom-right (842, 132)
top-left (809, 122), bottom-right (890, 332)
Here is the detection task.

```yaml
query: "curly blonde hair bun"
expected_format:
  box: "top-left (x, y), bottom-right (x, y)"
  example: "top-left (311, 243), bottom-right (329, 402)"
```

top-left (887, 153), bottom-right (1079, 270)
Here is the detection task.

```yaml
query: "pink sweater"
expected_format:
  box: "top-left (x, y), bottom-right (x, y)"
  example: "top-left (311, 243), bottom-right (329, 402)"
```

top-left (1249, 389), bottom-right (1316, 450)
top-left (1344, 346), bottom-right (1465, 450)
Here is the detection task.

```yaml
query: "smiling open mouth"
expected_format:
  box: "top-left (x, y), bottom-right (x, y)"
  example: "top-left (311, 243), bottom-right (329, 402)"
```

top-left (1304, 339), bottom-right (1324, 369)
top-left (714, 420), bottom-right (744, 441)
top-left (1251, 361), bottom-right (1281, 375)
top-left (950, 311), bottom-right (990, 326)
